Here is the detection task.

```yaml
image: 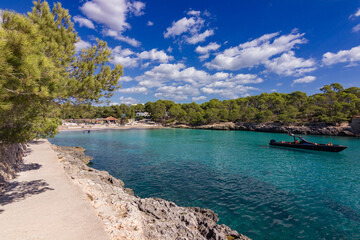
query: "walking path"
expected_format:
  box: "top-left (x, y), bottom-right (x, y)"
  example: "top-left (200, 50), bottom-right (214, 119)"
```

top-left (0, 140), bottom-right (109, 240)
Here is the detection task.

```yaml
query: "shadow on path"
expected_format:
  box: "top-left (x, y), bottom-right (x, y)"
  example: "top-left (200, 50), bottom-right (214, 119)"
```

top-left (0, 179), bottom-right (54, 208)
top-left (19, 163), bottom-right (42, 172)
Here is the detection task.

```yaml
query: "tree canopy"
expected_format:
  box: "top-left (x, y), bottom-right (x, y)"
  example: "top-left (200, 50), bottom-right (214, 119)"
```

top-left (61, 83), bottom-right (360, 126)
top-left (0, 1), bottom-right (123, 143)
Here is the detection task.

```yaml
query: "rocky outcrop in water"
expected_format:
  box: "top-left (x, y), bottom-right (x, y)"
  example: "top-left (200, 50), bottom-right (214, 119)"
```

top-left (52, 145), bottom-right (250, 240)
top-left (169, 122), bottom-right (358, 136)
top-left (56, 146), bottom-right (93, 164)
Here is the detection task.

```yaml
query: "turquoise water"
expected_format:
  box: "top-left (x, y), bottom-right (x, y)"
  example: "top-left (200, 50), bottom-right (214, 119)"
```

top-left (49, 129), bottom-right (360, 239)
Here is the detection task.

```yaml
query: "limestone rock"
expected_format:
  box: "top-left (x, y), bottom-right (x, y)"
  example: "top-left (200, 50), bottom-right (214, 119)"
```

top-left (52, 144), bottom-right (251, 240)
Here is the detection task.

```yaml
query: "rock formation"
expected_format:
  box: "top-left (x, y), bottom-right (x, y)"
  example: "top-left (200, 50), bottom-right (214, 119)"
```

top-left (53, 145), bottom-right (250, 240)
top-left (169, 122), bottom-right (358, 137)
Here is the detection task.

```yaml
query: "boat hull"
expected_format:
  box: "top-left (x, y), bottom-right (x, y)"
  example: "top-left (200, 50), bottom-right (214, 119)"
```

top-left (269, 141), bottom-right (347, 152)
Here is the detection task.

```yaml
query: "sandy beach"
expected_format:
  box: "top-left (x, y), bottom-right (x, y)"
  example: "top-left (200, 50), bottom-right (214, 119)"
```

top-left (59, 122), bottom-right (165, 132)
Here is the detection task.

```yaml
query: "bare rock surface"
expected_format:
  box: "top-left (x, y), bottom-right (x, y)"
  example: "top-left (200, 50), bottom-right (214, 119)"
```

top-left (52, 145), bottom-right (250, 240)
top-left (56, 146), bottom-right (93, 164)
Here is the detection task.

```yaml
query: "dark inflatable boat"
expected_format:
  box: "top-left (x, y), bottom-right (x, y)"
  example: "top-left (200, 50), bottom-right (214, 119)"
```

top-left (269, 133), bottom-right (348, 152)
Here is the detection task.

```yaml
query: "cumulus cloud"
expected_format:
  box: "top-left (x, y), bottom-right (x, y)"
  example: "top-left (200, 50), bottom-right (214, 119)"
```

top-left (205, 30), bottom-right (308, 73)
top-left (132, 63), bottom-right (261, 100)
top-left (195, 42), bottom-right (221, 54)
top-left (80, 0), bottom-right (145, 46)
top-left (75, 40), bottom-right (91, 52)
top-left (118, 96), bottom-right (139, 105)
top-left (119, 76), bottom-right (134, 82)
top-left (187, 10), bottom-right (201, 16)
top-left (147, 21), bottom-right (154, 26)
top-left (292, 76), bottom-right (316, 85)
top-left (73, 16), bottom-right (95, 29)
top-left (138, 49), bottom-right (174, 63)
top-left (349, 8), bottom-right (360, 19)
top-left (111, 47), bottom-right (174, 68)
top-left (104, 29), bottom-right (141, 47)
top-left (201, 85), bottom-right (258, 99)
top-left (192, 96), bottom-right (206, 101)
top-left (164, 10), bottom-right (214, 45)
top-left (118, 86), bottom-right (147, 93)
top-left (195, 42), bottom-right (220, 61)
top-left (164, 17), bottom-right (202, 38)
top-left (155, 85), bottom-right (199, 100)
top-left (265, 51), bottom-right (316, 76)
top-left (186, 29), bottom-right (214, 44)
top-left (322, 45), bottom-right (360, 66)
top-left (352, 23), bottom-right (360, 32)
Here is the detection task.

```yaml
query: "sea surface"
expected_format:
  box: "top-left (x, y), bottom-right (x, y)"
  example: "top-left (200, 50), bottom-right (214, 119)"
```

top-left (49, 129), bottom-right (360, 239)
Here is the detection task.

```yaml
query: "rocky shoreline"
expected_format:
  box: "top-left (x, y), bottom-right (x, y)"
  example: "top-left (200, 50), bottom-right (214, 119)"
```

top-left (52, 145), bottom-right (250, 240)
top-left (168, 122), bottom-right (360, 137)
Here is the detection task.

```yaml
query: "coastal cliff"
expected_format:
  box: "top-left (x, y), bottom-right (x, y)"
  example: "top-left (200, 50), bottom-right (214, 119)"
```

top-left (169, 122), bottom-right (359, 137)
top-left (52, 145), bottom-right (250, 240)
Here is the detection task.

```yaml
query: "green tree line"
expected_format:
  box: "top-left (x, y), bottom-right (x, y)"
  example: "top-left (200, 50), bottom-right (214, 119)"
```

top-left (61, 83), bottom-right (360, 125)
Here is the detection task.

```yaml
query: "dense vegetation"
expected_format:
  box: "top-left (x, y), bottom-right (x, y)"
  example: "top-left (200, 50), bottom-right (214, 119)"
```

top-left (62, 83), bottom-right (360, 125)
top-left (0, 1), bottom-right (122, 143)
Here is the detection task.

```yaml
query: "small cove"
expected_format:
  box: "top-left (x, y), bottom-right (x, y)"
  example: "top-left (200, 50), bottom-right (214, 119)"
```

top-left (49, 129), bottom-right (360, 239)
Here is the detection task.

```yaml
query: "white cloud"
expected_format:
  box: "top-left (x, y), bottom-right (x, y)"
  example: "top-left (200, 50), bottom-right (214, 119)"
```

top-left (195, 42), bottom-right (221, 54)
top-left (138, 49), bottom-right (174, 63)
top-left (155, 85), bottom-right (199, 100)
top-left (112, 55), bottom-right (138, 68)
top-left (205, 30), bottom-right (308, 72)
top-left (199, 54), bottom-right (210, 61)
top-left (265, 51), bottom-right (316, 76)
top-left (201, 85), bottom-right (258, 99)
top-left (192, 96), bottom-right (206, 101)
top-left (352, 23), bottom-right (360, 32)
top-left (81, 0), bottom-right (129, 32)
top-left (186, 29), bottom-right (214, 44)
top-left (80, 0), bottom-right (144, 46)
top-left (167, 46), bottom-right (173, 53)
top-left (111, 47), bottom-right (173, 68)
top-left (118, 96), bottom-right (139, 105)
top-left (195, 42), bottom-right (221, 61)
top-left (73, 16), bottom-right (95, 29)
top-left (292, 76), bottom-right (316, 85)
top-left (75, 40), bottom-right (91, 52)
top-left (118, 86), bottom-right (147, 93)
top-left (132, 63), bottom-right (261, 100)
top-left (322, 45), bottom-right (360, 66)
top-left (119, 76), bottom-right (133, 82)
top-left (104, 30), bottom-right (141, 47)
top-left (187, 10), bottom-right (201, 16)
top-left (164, 10), bottom-right (214, 45)
top-left (147, 20), bottom-right (154, 26)
top-left (128, 1), bottom-right (145, 16)
top-left (350, 8), bottom-right (360, 19)
top-left (164, 17), bottom-right (202, 38)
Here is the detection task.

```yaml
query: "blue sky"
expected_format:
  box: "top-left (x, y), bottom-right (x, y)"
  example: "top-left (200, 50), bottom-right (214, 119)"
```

top-left (2, 0), bottom-right (360, 105)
